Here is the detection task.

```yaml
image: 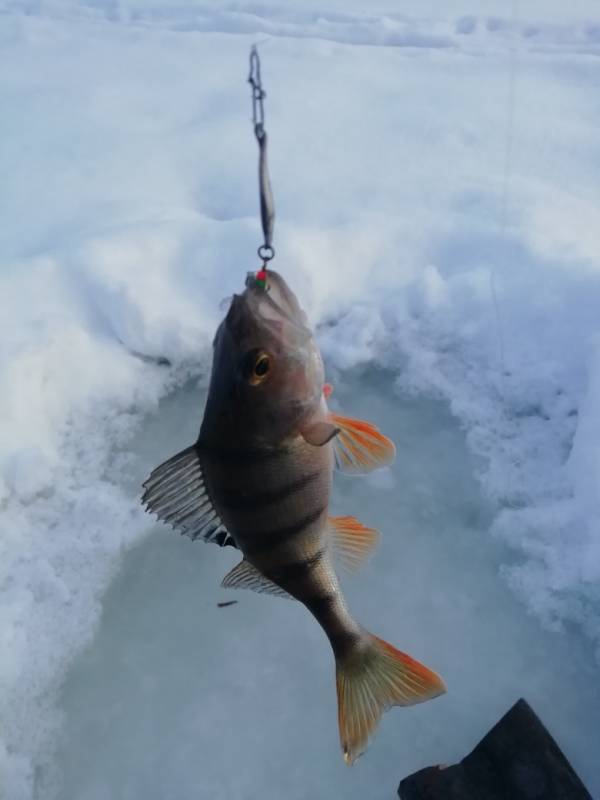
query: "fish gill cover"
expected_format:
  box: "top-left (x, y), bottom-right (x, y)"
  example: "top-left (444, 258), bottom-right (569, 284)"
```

top-left (0, 1), bottom-right (600, 799)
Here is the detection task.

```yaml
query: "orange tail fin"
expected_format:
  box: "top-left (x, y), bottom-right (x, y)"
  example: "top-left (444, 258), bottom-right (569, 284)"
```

top-left (336, 633), bottom-right (446, 764)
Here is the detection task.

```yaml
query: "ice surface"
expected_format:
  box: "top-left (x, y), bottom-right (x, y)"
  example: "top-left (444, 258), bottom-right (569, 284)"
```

top-left (1, 2), bottom-right (600, 798)
top-left (53, 372), bottom-right (600, 799)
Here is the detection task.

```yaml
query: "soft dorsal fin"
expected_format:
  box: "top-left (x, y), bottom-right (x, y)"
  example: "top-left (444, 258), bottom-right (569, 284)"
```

top-left (142, 445), bottom-right (236, 548)
top-left (221, 559), bottom-right (293, 599)
top-left (301, 420), bottom-right (340, 446)
top-left (327, 516), bottom-right (380, 571)
top-left (329, 413), bottom-right (396, 475)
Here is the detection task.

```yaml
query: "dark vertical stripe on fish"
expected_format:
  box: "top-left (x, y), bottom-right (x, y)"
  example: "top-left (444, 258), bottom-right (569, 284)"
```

top-left (328, 630), bottom-right (362, 657)
top-left (242, 505), bottom-right (326, 556)
top-left (303, 592), bottom-right (337, 617)
top-left (216, 470), bottom-right (321, 512)
top-left (196, 441), bottom-right (285, 464)
top-left (264, 546), bottom-right (327, 583)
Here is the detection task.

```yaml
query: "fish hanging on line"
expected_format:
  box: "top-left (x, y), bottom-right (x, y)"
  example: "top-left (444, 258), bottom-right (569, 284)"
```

top-left (142, 269), bottom-right (446, 764)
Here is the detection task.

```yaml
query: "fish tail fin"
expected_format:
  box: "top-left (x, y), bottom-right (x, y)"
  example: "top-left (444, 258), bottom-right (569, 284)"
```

top-left (335, 632), bottom-right (446, 765)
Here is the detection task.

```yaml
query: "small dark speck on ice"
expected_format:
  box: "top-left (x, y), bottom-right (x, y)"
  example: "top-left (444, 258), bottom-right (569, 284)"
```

top-left (217, 600), bottom-right (238, 608)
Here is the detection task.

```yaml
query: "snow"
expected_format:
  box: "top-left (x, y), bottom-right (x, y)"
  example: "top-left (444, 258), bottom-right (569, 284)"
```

top-left (1, 2), bottom-right (599, 798)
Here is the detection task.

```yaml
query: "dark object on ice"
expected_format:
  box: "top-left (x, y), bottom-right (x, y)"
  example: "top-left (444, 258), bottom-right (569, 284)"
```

top-left (398, 698), bottom-right (592, 800)
top-left (217, 600), bottom-right (238, 608)
top-left (128, 347), bottom-right (171, 367)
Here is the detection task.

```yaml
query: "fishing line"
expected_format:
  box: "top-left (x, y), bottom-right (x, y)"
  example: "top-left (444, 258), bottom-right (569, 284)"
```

top-left (248, 45), bottom-right (275, 285)
top-left (490, 0), bottom-right (519, 508)
top-left (491, 0), bottom-right (518, 384)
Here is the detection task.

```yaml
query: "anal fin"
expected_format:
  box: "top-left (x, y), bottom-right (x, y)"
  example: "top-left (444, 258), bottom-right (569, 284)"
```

top-left (328, 516), bottom-right (379, 572)
top-left (222, 559), bottom-right (293, 599)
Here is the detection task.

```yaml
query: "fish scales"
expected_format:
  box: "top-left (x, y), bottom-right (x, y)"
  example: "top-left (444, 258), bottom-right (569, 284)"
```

top-left (144, 269), bottom-right (445, 764)
top-left (203, 435), bottom-right (361, 658)
top-left (201, 437), bottom-right (339, 606)
top-left (201, 438), bottom-right (328, 536)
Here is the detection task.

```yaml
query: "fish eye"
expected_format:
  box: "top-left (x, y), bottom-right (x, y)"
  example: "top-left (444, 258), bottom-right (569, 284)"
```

top-left (254, 354), bottom-right (270, 378)
top-left (241, 349), bottom-right (272, 385)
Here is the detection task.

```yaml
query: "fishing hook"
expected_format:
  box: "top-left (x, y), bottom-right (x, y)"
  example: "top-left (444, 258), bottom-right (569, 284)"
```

top-left (248, 46), bottom-right (275, 266)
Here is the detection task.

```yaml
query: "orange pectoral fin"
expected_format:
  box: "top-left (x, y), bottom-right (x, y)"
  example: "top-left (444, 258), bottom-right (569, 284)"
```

top-left (329, 413), bottom-right (396, 475)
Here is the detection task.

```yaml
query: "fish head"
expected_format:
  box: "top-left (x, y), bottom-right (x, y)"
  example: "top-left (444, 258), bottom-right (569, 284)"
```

top-left (201, 270), bottom-right (325, 444)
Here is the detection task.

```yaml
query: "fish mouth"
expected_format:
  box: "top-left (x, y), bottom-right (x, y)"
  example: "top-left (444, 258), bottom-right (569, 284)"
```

top-left (228, 270), bottom-right (313, 344)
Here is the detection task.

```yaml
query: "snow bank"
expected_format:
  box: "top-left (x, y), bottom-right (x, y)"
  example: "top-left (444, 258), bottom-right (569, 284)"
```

top-left (0, 2), bottom-right (599, 797)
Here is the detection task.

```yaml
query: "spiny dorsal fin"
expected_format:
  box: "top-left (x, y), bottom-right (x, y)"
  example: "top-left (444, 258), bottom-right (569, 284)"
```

top-left (142, 445), bottom-right (236, 548)
top-left (221, 559), bottom-right (293, 599)
top-left (329, 413), bottom-right (395, 475)
top-left (327, 516), bottom-right (380, 572)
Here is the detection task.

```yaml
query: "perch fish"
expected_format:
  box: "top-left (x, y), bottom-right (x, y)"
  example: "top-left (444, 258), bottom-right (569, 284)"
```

top-left (142, 269), bottom-right (445, 763)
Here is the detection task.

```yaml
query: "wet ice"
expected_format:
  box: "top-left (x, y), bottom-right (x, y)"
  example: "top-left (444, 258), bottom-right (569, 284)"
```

top-left (54, 371), bottom-right (600, 799)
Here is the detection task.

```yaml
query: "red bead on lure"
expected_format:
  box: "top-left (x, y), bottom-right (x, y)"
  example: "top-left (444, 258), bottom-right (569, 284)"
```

top-left (255, 269), bottom-right (268, 289)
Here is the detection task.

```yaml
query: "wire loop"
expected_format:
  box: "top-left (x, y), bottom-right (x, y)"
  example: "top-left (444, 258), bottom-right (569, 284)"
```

top-left (258, 244), bottom-right (275, 262)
